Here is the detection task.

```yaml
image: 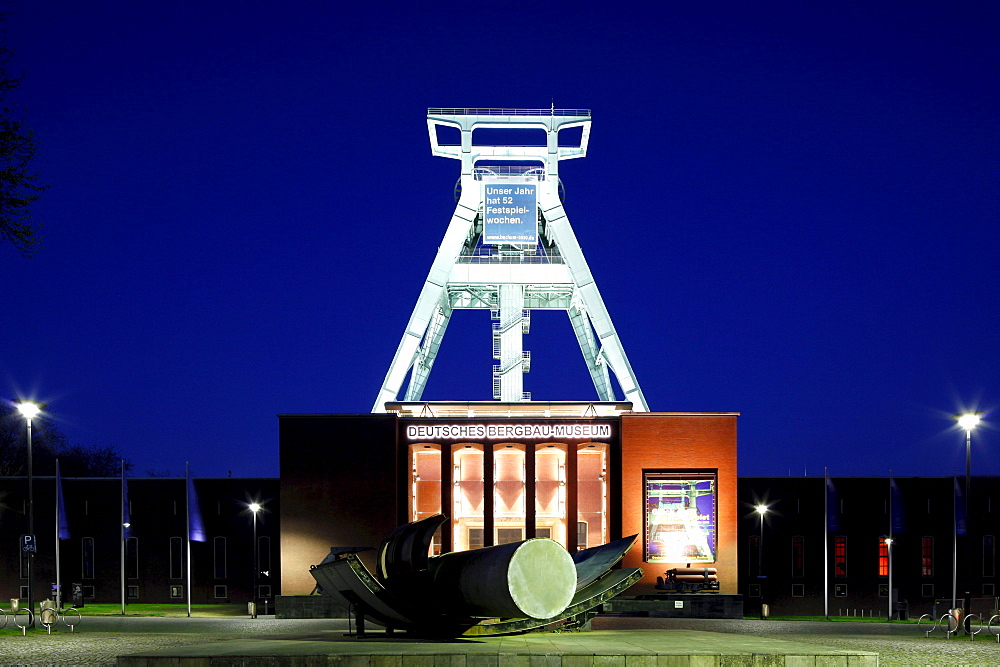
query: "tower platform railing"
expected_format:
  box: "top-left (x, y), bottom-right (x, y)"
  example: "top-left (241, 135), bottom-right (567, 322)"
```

top-left (428, 107), bottom-right (591, 117)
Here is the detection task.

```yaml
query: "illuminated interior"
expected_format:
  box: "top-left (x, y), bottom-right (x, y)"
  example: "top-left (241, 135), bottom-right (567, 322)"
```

top-left (409, 441), bottom-right (607, 552)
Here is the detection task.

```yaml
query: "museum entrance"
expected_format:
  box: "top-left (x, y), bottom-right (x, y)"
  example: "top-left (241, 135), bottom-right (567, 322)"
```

top-left (409, 440), bottom-right (609, 554)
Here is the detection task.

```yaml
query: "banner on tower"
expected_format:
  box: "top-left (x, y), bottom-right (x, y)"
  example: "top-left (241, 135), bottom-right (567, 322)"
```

top-left (482, 178), bottom-right (537, 245)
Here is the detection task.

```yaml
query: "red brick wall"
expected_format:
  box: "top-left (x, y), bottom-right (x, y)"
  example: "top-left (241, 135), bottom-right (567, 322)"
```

top-left (620, 413), bottom-right (739, 594)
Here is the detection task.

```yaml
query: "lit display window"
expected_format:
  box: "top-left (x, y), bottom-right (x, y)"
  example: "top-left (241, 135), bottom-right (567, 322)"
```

top-left (644, 472), bottom-right (717, 563)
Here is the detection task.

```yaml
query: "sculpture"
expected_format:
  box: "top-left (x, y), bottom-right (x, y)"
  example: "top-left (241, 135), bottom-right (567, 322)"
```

top-left (310, 514), bottom-right (641, 636)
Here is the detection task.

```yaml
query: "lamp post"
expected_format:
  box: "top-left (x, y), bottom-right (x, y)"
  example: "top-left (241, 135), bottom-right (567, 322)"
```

top-left (952, 411), bottom-right (983, 616)
top-left (13, 399), bottom-right (45, 628)
top-left (755, 504), bottom-right (768, 618)
top-left (755, 504), bottom-right (768, 576)
top-left (953, 412), bottom-right (983, 514)
top-left (249, 502), bottom-right (261, 618)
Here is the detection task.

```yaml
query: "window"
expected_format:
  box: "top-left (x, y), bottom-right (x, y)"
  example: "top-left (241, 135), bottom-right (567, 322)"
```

top-left (791, 584), bottom-right (804, 597)
top-left (170, 585), bottom-right (183, 598)
top-left (214, 537), bottom-right (227, 579)
top-left (577, 521), bottom-right (589, 550)
top-left (82, 537), bottom-right (95, 579)
top-left (258, 536), bottom-right (271, 578)
top-left (259, 584), bottom-right (272, 598)
top-left (497, 528), bottom-right (522, 545)
top-left (126, 537), bottom-right (139, 579)
top-left (536, 527), bottom-right (552, 539)
top-left (20, 552), bottom-right (28, 578)
top-left (214, 585), bottom-right (228, 599)
top-left (468, 528), bottom-right (484, 549)
top-left (748, 583), bottom-right (761, 597)
top-left (984, 583), bottom-right (995, 596)
top-left (878, 583), bottom-right (889, 597)
top-left (834, 584), bottom-right (847, 597)
top-left (19, 585), bottom-right (28, 599)
top-left (791, 536), bottom-right (805, 578)
top-left (921, 536), bottom-right (934, 576)
top-left (878, 537), bottom-right (889, 576)
top-left (834, 536), bottom-right (847, 577)
top-left (127, 585), bottom-right (139, 599)
top-left (984, 535), bottom-right (995, 578)
top-left (922, 583), bottom-right (934, 598)
top-left (169, 536), bottom-right (183, 579)
top-left (644, 471), bottom-right (717, 563)
top-left (82, 585), bottom-right (95, 598)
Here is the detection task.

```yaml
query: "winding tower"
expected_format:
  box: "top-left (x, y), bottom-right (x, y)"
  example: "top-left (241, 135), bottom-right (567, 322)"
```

top-left (372, 108), bottom-right (648, 413)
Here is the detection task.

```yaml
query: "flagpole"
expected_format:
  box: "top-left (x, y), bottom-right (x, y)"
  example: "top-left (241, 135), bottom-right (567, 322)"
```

top-left (885, 468), bottom-right (894, 621)
top-left (953, 476), bottom-right (958, 609)
top-left (823, 467), bottom-right (829, 620)
top-left (55, 458), bottom-right (62, 610)
top-left (120, 460), bottom-right (126, 615)
top-left (186, 461), bottom-right (192, 618)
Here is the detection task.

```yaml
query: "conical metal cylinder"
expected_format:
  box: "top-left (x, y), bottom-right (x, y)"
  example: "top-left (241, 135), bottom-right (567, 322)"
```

top-left (431, 538), bottom-right (576, 619)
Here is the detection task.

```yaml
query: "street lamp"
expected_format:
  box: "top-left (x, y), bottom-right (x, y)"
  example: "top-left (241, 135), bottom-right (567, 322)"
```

top-left (755, 504), bottom-right (769, 619)
top-left (952, 411), bottom-right (984, 615)
top-left (248, 502), bottom-right (261, 618)
top-left (13, 398), bottom-right (45, 627)
top-left (953, 412), bottom-right (984, 505)
top-left (755, 504), bottom-right (768, 576)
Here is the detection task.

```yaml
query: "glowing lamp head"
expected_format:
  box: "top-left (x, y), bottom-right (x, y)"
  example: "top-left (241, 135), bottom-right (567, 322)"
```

top-left (954, 412), bottom-right (983, 432)
top-left (755, 504), bottom-right (769, 516)
top-left (13, 399), bottom-right (44, 420)
top-left (249, 502), bottom-right (261, 514)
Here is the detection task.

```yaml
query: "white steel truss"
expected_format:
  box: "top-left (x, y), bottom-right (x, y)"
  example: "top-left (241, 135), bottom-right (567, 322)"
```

top-left (372, 108), bottom-right (648, 413)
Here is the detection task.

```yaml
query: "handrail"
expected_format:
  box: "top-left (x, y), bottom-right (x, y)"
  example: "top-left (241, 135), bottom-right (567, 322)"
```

top-left (12, 608), bottom-right (33, 636)
top-left (988, 614), bottom-right (1000, 643)
top-left (916, 613), bottom-right (931, 636)
top-left (922, 612), bottom-right (958, 638)
top-left (39, 603), bottom-right (59, 634)
top-left (966, 613), bottom-right (983, 640)
top-left (429, 108), bottom-right (591, 117)
top-left (62, 606), bottom-right (82, 632)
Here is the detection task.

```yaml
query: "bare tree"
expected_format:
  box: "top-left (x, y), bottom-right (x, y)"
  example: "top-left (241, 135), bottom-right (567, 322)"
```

top-left (0, 10), bottom-right (46, 256)
top-left (0, 402), bottom-right (132, 477)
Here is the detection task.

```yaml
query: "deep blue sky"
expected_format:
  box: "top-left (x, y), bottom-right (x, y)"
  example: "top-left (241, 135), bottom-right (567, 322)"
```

top-left (3, 2), bottom-right (997, 479)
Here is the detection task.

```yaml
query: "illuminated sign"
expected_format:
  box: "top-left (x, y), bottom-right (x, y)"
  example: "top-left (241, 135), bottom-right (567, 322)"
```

top-left (406, 423), bottom-right (611, 440)
top-left (483, 179), bottom-right (537, 245)
top-left (644, 473), bottom-right (716, 563)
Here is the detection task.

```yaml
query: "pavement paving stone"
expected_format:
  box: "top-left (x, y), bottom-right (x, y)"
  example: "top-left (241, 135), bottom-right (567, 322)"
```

top-left (7, 614), bottom-right (1000, 666)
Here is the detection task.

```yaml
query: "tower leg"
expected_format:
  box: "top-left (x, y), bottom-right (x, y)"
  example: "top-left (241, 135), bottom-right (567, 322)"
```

top-left (372, 192), bottom-right (478, 412)
top-left (406, 301), bottom-right (454, 401)
top-left (541, 197), bottom-right (649, 411)
top-left (567, 305), bottom-right (613, 401)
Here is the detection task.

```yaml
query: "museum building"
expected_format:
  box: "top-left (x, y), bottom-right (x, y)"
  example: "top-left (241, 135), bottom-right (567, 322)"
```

top-left (278, 401), bottom-right (739, 598)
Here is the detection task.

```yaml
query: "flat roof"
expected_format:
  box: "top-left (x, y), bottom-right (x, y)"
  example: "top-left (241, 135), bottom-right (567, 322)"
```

top-left (384, 401), bottom-right (633, 418)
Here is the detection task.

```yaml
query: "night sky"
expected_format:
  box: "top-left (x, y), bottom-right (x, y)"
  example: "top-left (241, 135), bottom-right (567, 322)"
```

top-left (3, 2), bottom-right (997, 480)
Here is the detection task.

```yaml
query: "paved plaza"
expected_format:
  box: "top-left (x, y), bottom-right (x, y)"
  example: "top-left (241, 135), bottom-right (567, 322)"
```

top-left (1, 615), bottom-right (998, 666)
